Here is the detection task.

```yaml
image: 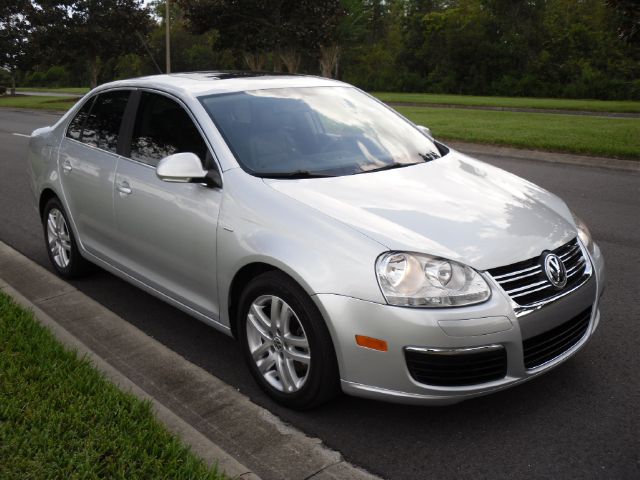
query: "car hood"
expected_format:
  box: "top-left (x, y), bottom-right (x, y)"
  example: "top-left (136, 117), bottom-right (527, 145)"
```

top-left (263, 151), bottom-right (577, 270)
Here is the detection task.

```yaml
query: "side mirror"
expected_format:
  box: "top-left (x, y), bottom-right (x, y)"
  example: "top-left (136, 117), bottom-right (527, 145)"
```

top-left (156, 152), bottom-right (221, 188)
top-left (417, 125), bottom-right (433, 139)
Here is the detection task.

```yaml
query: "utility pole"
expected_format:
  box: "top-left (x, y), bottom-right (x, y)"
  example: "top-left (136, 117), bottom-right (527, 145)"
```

top-left (165, 0), bottom-right (171, 73)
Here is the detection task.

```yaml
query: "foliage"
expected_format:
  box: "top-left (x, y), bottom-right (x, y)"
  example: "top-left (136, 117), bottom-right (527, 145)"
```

top-left (0, 0), bottom-right (31, 93)
top-left (177, 0), bottom-right (344, 72)
top-left (4, 0), bottom-right (640, 99)
top-left (24, 0), bottom-right (154, 87)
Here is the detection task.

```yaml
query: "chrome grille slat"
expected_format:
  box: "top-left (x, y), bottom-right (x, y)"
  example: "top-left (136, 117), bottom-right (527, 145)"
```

top-left (492, 264), bottom-right (540, 281)
top-left (510, 282), bottom-right (553, 299)
top-left (560, 247), bottom-right (580, 263)
top-left (506, 279), bottom-right (549, 295)
top-left (498, 268), bottom-right (543, 284)
top-left (566, 257), bottom-right (586, 276)
top-left (488, 238), bottom-right (590, 308)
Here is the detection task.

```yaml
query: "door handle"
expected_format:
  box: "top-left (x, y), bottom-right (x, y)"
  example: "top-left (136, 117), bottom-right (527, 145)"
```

top-left (62, 160), bottom-right (72, 172)
top-left (116, 181), bottom-right (132, 195)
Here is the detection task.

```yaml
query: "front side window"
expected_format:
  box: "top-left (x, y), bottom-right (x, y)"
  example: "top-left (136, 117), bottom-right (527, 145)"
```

top-left (82, 90), bottom-right (131, 153)
top-left (199, 86), bottom-right (442, 177)
top-left (130, 92), bottom-right (208, 167)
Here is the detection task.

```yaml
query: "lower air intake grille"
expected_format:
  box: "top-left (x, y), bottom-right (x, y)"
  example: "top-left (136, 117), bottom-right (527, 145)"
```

top-left (523, 307), bottom-right (592, 369)
top-left (405, 347), bottom-right (507, 386)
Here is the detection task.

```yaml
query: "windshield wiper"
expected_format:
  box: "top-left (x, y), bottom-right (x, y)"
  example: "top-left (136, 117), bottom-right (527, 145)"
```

top-left (259, 170), bottom-right (335, 179)
top-left (356, 161), bottom-right (422, 175)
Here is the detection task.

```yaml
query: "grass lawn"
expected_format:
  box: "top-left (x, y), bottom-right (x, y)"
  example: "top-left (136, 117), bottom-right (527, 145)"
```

top-left (16, 87), bottom-right (89, 95)
top-left (399, 106), bottom-right (640, 159)
top-left (0, 291), bottom-right (224, 479)
top-left (0, 95), bottom-right (78, 111)
top-left (375, 92), bottom-right (640, 114)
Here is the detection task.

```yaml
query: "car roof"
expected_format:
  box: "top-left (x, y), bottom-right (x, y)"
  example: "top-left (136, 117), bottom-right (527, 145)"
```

top-left (92, 71), bottom-right (347, 98)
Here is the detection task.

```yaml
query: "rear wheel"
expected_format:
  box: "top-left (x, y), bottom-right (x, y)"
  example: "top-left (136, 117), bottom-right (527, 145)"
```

top-left (238, 271), bottom-right (340, 409)
top-left (42, 197), bottom-right (91, 279)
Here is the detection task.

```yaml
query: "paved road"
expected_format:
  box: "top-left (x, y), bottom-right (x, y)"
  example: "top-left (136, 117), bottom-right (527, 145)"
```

top-left (14, 90), bottom-right (83, 97)
top-left (1, 108), bottom-right (639, 480)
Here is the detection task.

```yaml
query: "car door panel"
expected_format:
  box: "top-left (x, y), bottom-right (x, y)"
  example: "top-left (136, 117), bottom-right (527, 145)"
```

top-left (112, 91), bottom-right (222, 319)
top-left (112, 161), bottom-right (221, 317)
top-left (58, 90), bottom-right (130, 260)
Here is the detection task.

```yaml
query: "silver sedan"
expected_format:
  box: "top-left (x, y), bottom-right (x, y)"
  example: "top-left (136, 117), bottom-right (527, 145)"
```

top-left (27, 72), bottom-right (605, 409)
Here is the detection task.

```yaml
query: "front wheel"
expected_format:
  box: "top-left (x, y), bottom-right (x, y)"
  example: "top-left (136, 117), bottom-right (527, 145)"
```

top-left (238, 271), bottom-right (340, 409)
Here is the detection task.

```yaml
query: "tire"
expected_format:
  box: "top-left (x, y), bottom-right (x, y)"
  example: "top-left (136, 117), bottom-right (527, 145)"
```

top-left (238, 271), bottom-right (340, 409)
top-left (42, 197), bottom-right (92, 279)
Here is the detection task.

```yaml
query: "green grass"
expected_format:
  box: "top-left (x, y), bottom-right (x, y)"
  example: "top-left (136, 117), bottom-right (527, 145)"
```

top-left (0, 95), bottom-right (78, 111)
top-left (399, 106), bottom-right (640, 159)
top-left (0, 291), bottom-right (225, 480)
top-left (16, 87), bottom-right (89, 95)
top-left (375, 92), bottom-right (640, 113)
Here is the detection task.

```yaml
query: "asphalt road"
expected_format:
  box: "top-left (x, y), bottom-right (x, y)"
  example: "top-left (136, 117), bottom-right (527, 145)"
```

top-left (1, 108), bottom-right (639, 480)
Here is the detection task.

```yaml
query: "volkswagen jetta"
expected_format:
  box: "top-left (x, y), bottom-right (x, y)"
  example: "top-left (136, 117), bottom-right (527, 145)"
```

top-left (27, 72), bottom-right (605, 409)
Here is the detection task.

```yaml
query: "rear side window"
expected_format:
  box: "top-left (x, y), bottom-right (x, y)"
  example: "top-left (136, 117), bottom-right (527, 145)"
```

top-left (82, 90), bottom-right (131, 153)
top-left (66, 98), bottom-right (94, 141)
top-left (129, 92), bottom-right (208, 167)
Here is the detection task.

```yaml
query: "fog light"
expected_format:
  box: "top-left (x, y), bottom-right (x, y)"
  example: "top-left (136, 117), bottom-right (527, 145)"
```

top-left (355, 335), bottom-right (388, 352)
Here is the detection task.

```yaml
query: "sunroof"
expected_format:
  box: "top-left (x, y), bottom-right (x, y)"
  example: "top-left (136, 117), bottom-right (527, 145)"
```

top-left (169, 71), bottom-right (300, 81)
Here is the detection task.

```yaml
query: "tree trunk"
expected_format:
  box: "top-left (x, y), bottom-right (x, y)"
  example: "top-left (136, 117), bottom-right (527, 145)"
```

top-left (272, 51), bottom-right (283, 73)
top-left (319, 44), bottom-right (340, 78)
top-left (88, 57), bottom-right (101, 89)
top-left (280, 48), bottom-right (301, 73)
top-left (244, 52), bottom-right (266, 71)
top-left (10, 70), bottom-right (16, 96)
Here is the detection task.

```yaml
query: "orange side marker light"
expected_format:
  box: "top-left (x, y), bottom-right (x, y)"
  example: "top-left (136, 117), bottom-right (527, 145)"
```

top-left (355, 335), bottom-right (388, 352)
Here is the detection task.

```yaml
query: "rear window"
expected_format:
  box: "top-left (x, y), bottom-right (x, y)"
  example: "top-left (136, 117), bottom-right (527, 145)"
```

top-left (67, 90), bottom-right (131, 153)
top-left (82, 90), bottom-right (131, 153)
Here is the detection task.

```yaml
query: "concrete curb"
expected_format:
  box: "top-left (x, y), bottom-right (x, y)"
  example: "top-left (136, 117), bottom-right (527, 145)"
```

top-left (0, 241), bottom-right (382, 480)
top-left (448, 140), bottom-right (640, 173)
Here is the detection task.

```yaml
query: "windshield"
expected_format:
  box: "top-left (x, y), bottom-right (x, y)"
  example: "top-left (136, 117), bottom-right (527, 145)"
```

top-left (199, 86), bottom-right (441, 177)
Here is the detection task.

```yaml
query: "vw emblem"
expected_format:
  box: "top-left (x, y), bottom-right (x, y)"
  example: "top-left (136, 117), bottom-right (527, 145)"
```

top-left (543, 253), bottom-right (567, 288)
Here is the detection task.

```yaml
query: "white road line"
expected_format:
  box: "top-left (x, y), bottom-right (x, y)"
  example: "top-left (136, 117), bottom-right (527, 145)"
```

top-left (12, 133), bottom-right (30, 138)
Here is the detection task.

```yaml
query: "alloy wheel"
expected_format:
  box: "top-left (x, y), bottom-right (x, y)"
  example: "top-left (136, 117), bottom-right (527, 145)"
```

top-left (46, 208), bottom-right (72, 269)
top-left (246, 295), bottom-right (311, 393)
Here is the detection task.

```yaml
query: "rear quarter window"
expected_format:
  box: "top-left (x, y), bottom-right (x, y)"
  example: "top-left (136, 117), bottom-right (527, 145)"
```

top-left (66, 98), bottom-right (95, 141)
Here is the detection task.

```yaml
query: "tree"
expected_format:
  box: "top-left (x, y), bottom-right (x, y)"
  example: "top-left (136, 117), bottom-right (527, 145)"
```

top-left (0, 0), bottom-right (31, 94)
top-left (179, 0), bottom-right (344, 73)
top-left (28, 0), bottom-right (154, 88)
top-left (606, 0), bottom-right (640, 45)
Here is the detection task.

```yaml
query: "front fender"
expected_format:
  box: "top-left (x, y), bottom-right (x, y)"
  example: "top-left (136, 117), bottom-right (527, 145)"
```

top-left (216, 169), bottom-right (388, 327)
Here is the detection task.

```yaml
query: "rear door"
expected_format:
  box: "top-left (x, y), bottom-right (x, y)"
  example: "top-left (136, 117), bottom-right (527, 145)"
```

top-left (58, 89), bottom-right (131, 260)
top-left (112, 91), bottom-right (222, 319)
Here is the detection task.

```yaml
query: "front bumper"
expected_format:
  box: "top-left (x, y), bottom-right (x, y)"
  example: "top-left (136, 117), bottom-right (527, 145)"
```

top-left (313, 242), bottom-right (605, 405)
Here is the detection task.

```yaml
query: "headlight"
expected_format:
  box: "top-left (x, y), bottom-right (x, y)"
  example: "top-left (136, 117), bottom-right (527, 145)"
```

top-left (375, 252), bottom-right (491, 307)
top-left (571, 212), bottom-right (594, 254)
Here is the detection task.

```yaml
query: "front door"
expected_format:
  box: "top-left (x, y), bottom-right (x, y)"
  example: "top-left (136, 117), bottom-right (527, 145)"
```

top-left (112, 91), bottom-right (222, 319)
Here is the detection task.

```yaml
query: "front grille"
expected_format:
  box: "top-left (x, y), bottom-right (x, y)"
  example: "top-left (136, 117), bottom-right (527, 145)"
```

top-left (405, 347), bottom-right (507, 386)
top-left (488, 238), bottom-right (588, 307)
top-left (523, 307), bottom-right (592, 369)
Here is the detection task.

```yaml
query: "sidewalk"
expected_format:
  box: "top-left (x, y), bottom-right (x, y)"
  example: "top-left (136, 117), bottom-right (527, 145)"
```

top-left (0, 240), bottom-right (380, 480)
